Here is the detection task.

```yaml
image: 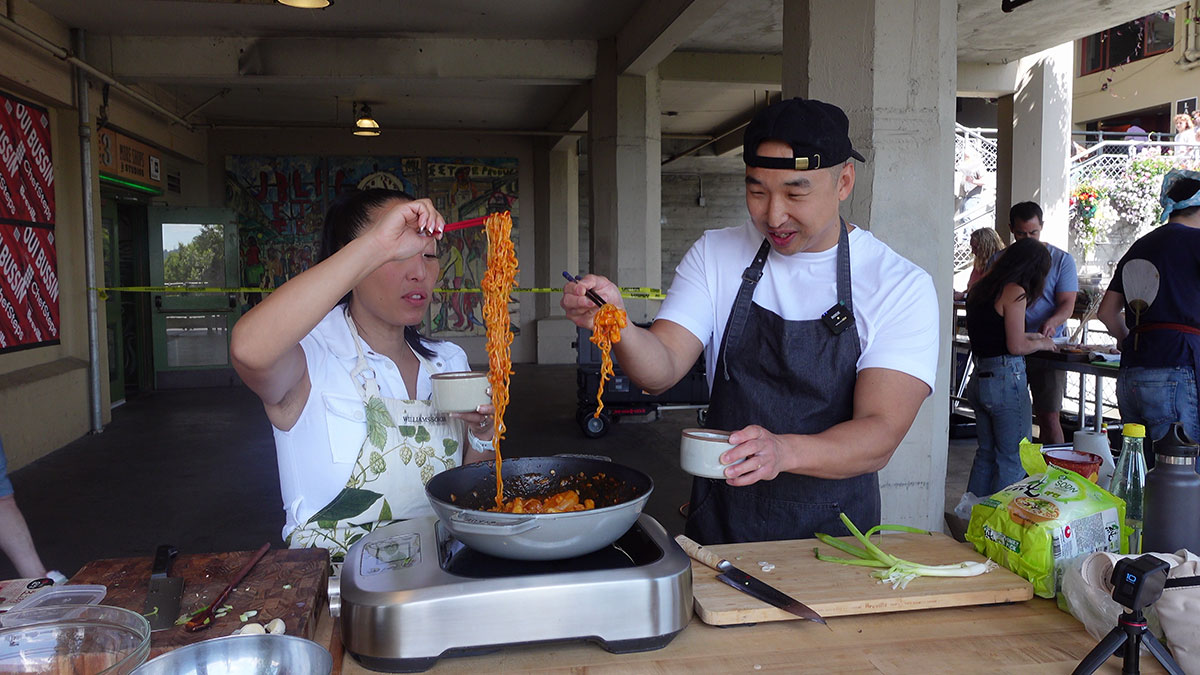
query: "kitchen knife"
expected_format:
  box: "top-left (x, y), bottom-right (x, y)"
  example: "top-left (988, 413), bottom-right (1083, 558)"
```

top-left (675, 534), bottom-right (825, 625)
top-left (142, 544), bottom-right (183, 631)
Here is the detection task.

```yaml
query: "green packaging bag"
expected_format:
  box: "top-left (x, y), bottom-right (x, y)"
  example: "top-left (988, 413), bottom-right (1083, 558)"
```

top-left (965, 439), bottom-right (1126, 598)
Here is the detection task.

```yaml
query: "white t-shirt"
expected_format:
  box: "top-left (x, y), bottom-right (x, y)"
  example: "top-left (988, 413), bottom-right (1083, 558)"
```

top-left (657, 220), bottom-right (939, 393)
top-left (271, 306), bottom-right (469, 541)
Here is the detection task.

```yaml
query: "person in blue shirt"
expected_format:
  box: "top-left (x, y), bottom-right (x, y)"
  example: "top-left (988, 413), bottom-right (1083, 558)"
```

top-left (0, 438), bottom-right (50, 579)
top-left (1098, 169), bottom-right (1200, 453)
top-left (1008, 202), bottom-right (1078, 444)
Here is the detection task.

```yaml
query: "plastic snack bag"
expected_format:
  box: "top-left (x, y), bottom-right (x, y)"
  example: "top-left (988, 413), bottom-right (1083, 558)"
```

top-left (965, 439), bottom-right (1126, 598)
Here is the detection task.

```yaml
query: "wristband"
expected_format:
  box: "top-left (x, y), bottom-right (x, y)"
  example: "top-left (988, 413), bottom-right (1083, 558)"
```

top-left (467, 432), bottom-right (494, 454)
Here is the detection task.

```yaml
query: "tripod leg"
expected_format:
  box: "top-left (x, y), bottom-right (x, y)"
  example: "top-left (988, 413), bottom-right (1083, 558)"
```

top-left (1073, 627), bottom-right (1127, 675)
top-left (1140, 631), bottom-right (1186, 675)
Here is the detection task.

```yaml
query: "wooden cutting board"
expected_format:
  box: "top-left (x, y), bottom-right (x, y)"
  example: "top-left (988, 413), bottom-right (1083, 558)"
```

top-left (70, 548), bottom-right (329, 658)
top-left (689, 532), bottom-right (1032, 626)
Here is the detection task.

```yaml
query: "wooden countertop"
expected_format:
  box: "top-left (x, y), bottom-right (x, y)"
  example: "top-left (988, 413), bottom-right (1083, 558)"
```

top-left (316, 597), bottom-right (1163, 674)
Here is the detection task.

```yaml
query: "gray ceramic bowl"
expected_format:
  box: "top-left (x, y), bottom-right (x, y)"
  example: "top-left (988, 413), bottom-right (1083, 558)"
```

top-left (130, 634), bottom-right (332, 675)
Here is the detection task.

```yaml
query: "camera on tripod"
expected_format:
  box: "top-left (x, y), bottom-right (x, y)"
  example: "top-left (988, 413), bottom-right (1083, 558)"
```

top-left (1073, 554), bottom-right (1184, 675)
top-left (1110, 554), bottom-right (1169, 611)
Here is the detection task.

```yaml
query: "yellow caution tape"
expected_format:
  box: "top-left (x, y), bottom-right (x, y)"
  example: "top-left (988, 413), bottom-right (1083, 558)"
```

top-left (91, 286), bottom-right (666, 301)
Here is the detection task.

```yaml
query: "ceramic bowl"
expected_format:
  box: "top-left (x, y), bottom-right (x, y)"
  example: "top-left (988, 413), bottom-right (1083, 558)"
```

top-left (431, 371), bottom-right (491, 413)
top-left (680, 428), bottom-right (743, 479)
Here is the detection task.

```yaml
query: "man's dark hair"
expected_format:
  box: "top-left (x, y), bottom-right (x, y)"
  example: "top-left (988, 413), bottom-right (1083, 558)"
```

top-left (318, 188), bottom-right (439, 359)
top-left (967, 238), bottom-right (1051, 312)
top-left (1009, 201), bottom-right (1043, 225)
top-left (1166, 178), bottom-right (1200, 220)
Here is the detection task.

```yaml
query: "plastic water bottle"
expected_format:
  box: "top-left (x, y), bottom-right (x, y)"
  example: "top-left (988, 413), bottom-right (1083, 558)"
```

top-left (1109, 423), bottom-right (1147, 554)
top-left (1143, 422), bottom-right (1200, 554)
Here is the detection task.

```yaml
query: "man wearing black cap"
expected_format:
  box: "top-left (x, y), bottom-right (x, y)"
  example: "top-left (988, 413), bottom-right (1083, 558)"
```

top-left (562, 98), bottom-right (938, 544)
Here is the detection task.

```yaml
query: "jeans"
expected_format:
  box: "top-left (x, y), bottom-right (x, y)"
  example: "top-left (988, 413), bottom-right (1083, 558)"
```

top-left (1117, 366), bottom-right (1200, 453)
top-left (967, 355), bottom-right (1032, 496)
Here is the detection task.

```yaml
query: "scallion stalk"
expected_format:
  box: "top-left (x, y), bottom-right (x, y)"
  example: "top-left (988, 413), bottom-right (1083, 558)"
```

top-left (814, 513), bottom-right (997, 589)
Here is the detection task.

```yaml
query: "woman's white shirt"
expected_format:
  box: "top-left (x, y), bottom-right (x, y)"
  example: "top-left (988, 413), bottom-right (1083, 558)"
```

top-left (271, 306), bottom-right (469, 541)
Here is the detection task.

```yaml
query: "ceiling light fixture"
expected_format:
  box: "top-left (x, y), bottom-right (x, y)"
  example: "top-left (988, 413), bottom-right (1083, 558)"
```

top-left (277, 0), bottom-right (332, 8)
top-left (353, 103), bottom-right (381, 137)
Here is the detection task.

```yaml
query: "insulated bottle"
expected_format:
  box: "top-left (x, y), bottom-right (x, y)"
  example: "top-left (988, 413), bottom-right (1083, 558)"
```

top-left (1109, 423), bottom-right (1147, 554)
top-left (1143, 422), bottom-right (1200, 555)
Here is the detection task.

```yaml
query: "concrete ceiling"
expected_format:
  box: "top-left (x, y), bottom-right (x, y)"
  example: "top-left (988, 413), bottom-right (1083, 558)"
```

top-left (21, 0), bottom-right (1182, 152)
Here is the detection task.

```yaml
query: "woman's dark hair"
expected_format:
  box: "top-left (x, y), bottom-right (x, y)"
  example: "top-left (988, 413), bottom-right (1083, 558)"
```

top-left (319, 188), bottom-right (439, 359)
top-left (966, 238), bottom-right (1052, 311)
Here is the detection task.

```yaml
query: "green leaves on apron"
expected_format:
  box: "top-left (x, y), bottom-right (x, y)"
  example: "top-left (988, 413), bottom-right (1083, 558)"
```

top-left (443, 438), bottom-right (459, 456)
top-left (366, 397), bottom-right (395, 450)
top-left (306, 487), bottom-right (384, 527)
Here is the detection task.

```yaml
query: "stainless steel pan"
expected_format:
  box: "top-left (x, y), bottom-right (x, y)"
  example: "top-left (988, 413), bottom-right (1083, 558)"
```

top-left (424, 456), bottom-right (653, 560)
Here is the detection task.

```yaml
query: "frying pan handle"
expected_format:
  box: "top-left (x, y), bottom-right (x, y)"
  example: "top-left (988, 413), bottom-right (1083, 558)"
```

top-left (449, 512), bottom-right (540, 535)
top-left (674, 534), bottom-right (726, 571)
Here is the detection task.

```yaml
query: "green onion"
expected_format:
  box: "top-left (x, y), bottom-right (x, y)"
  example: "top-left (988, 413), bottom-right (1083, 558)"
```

top-left (814, 513), bottom-right (997, 589)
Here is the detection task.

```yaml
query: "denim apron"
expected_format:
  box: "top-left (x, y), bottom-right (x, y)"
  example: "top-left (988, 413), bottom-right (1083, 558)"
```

top-left (684, 221), bottom-right (878, 545)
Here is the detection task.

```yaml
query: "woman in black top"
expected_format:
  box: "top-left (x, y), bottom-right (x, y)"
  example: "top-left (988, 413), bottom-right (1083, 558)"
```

top-left (965, 238), bottom-right (1058, 496)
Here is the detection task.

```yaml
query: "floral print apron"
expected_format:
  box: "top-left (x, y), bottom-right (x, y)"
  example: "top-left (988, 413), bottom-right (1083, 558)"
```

top-left (287, 310), bottom-right (465, 561)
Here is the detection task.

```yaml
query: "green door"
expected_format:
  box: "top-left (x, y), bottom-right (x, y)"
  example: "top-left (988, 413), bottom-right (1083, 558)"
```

top-left (148, 207), bottom-right (239, 388)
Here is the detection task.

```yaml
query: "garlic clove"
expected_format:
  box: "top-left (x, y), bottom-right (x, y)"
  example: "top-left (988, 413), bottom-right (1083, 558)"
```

top-left (265, 618), bottom-right (286, 635)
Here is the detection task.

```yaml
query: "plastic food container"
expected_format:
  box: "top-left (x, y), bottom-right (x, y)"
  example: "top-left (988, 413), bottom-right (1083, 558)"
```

top-left (0, 604), bottom-right (151, 674)
top-left (8, 584), bottom-right (107, 612)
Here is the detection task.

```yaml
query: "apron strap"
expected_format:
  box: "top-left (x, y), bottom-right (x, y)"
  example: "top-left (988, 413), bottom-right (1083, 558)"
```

top-left (343, 308), bottom-right (381, 402)
top-left (836, 218), bottom-right (853, 313)
top-left (720, 221), bottom-right (854, 381)
top-left (721, 238), bottom-right (772, 381)
top-left (343, 306), bottom-right (442, 403)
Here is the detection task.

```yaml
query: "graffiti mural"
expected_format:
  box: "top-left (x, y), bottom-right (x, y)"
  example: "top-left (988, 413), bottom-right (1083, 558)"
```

top-left (225, 155), bottom-right (517, 337)
top-left (425, 158), bottom-right (518, 337)
top-left (225, 156), bottom-right (323, 310)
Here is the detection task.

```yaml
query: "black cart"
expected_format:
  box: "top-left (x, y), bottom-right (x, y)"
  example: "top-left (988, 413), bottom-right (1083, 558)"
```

top-left (574, 325), bottom-right (709, 438)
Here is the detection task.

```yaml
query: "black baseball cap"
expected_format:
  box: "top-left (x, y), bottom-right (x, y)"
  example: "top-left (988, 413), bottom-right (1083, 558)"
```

top-left (743, 97), bottom-right (865, 170)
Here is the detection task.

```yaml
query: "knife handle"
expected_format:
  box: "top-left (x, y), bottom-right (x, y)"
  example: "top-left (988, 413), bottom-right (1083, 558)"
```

top-left (151, 544), bottom-right (178, 578)
top-left (674, 534), bottom-right (726, 571)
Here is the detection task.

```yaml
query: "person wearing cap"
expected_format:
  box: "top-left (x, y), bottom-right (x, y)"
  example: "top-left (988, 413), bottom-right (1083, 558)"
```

top-left (1098, 169), bottom-right (1200, 452)
top-left (561, 98), bottom-right (938, 544)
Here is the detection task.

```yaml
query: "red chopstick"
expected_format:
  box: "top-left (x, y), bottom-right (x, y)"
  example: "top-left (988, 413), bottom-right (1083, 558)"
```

top-left (443, 216), bottom-right (487, 232)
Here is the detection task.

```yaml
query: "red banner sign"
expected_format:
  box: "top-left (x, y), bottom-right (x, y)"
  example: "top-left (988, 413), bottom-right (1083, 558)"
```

top-left (0, 93), bottom-right (55, 227)
top-left (0, 91), bottom-right (58, 352)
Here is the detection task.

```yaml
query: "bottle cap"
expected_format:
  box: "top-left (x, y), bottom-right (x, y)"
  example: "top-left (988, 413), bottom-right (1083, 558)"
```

top-left (1122, 423), bottom-right (1146, 438)
top-left (1153, 422), bottom-right (1199, 458)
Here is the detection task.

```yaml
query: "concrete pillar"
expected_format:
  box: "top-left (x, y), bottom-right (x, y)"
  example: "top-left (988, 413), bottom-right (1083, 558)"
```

top-left (791, 0), bottom-right (956, 531)
top-left (534, 138), bottom-right (581, 363)
top-left (588, 39), bottom-right (662, 323)
top-left (781, 0), bottom-right (809, 99)
top-left (995, 94), bottom-right (1015, 240)
top-left (1011, 43), bottom-right (1073, 250)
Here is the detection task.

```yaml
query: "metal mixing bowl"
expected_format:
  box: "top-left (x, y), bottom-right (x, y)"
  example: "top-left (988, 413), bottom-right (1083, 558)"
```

top-left (0, 604), bottom-right (151, 674)
top-left (130, 634), bottom-right (333, 675)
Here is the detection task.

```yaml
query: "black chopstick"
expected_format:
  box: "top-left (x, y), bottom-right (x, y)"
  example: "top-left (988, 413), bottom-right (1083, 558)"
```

top-left (561, 271), bottom-right (607, 308)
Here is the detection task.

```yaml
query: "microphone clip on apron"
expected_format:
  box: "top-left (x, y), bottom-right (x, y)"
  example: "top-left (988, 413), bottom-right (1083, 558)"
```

top-left (685, 220), bottom-right (879, 545)
top-left (288, 309), bottom-right (465, 561)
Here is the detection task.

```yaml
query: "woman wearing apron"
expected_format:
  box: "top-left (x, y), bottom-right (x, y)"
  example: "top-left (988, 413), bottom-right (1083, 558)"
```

top-left (231, 189), bottom-right (495, 562)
